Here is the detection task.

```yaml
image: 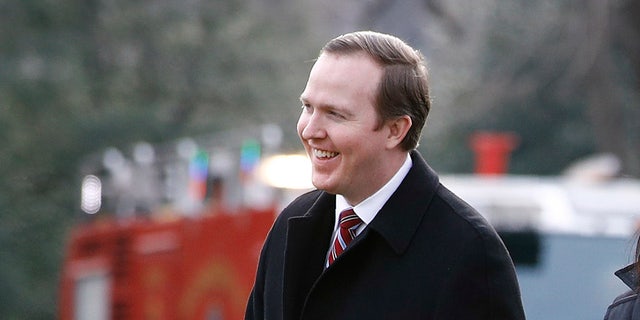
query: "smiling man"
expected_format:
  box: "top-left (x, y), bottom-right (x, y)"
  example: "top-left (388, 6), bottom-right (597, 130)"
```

top-left (245, 31), bottom-right (525, 320)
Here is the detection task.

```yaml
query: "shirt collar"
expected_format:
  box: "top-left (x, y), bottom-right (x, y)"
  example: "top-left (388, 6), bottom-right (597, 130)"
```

top-left (335, 153), bottom-right (413, 225)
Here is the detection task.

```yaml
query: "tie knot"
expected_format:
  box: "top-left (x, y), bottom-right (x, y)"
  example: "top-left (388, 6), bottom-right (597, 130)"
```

top-left (338, 209), bottom-right (362, 229)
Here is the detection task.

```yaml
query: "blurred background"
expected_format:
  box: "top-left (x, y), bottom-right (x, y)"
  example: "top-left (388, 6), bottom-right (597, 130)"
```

top-left (1, 0), bottom-right (639, 319)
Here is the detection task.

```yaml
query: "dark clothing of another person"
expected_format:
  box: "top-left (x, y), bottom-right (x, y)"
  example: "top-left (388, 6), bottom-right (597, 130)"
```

top-left (604, 263), bottom-right (640, 320)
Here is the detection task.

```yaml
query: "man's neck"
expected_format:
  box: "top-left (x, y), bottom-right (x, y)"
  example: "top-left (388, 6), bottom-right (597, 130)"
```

top-left (343, 152), bottom-right (411, 207)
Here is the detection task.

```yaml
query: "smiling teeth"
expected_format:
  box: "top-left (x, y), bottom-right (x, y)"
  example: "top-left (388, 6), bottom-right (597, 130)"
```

top-left (313, 149), bottom-right (339, 158)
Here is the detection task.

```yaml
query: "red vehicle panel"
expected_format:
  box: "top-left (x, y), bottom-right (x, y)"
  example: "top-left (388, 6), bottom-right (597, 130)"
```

top-left (59, 208), bottom-right (274, 320)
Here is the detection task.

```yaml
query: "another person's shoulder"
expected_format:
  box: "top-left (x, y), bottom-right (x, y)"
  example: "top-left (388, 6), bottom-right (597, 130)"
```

top-left (604, 289), bottom-right (640, 319)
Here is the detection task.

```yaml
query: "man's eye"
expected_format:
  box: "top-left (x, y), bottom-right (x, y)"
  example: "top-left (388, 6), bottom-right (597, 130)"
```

top-left (328, 111), bottom-right (345, 119)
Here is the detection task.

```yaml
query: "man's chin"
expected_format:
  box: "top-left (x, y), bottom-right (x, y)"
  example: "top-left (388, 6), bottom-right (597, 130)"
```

top-left (310, 179), bottom-right (337, 194)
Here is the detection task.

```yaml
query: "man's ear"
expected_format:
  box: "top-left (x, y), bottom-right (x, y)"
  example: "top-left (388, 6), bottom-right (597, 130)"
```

top-left (385, 115), bottom-right (412, 149)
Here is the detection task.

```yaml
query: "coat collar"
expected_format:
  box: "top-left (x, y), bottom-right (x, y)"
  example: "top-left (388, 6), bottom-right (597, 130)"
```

top-left (616, 263), bottom-right (639, 290)
top-left (367, 150), bottom-right (440, 255)
top-left (285, 150), bottom-right (440, 258)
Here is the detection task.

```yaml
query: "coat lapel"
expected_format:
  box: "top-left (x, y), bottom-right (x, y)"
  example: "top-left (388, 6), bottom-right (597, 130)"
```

top-left (368, 150), bottom-right (440, 255)
top-left (282, 192), bottom-right (335, 320)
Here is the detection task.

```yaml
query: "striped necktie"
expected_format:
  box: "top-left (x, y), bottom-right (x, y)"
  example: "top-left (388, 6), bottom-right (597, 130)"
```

top-left (327, 209), bottom-right (363, 267)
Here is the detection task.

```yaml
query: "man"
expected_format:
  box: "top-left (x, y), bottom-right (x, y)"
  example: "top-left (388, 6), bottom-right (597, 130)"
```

top-left (245, 31), bottom-right (525, 320)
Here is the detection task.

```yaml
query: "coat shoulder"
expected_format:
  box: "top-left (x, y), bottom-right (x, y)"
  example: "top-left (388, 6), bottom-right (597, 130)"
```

top-left (434, 183), bottom-right (499, 240)
top-left (604, 290), bottom-right (639, 319)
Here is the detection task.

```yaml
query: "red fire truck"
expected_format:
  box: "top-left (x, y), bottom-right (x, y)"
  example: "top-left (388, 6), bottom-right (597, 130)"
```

top-left (58, 206), bottom-right (275, 320)
top-left (59, 127), bottom-right (309, 320)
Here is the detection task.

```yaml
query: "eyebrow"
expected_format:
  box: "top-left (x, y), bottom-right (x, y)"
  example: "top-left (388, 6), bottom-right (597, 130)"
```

top-left (299, 96), bottom-right (355, 118)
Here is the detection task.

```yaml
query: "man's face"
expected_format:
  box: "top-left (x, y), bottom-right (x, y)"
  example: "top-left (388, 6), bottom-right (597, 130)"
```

top-left (298, 53), bottom-right (396, 205)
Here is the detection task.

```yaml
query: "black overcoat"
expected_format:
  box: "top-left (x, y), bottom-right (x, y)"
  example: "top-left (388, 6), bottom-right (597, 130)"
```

top-left (603, 263), bottom-right (640, 319)
top-left (245, 151), bottom-right (526, 320)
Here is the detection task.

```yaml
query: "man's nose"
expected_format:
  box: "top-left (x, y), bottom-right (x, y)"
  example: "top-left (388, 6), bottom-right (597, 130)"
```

top-left (300, 114), bottom-right (326, 140)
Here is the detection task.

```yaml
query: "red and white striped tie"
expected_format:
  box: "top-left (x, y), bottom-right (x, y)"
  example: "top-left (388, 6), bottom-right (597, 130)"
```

top-left (327, 209), bottom-right (363, 267)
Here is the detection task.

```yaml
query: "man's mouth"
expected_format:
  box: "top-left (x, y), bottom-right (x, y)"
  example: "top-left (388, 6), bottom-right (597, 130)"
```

top-left (313, 148), bottom-right (339, 159)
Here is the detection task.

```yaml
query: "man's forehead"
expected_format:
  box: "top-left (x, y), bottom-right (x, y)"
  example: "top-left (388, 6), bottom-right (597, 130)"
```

top-left (307, 54), bottom-right (381, 88)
